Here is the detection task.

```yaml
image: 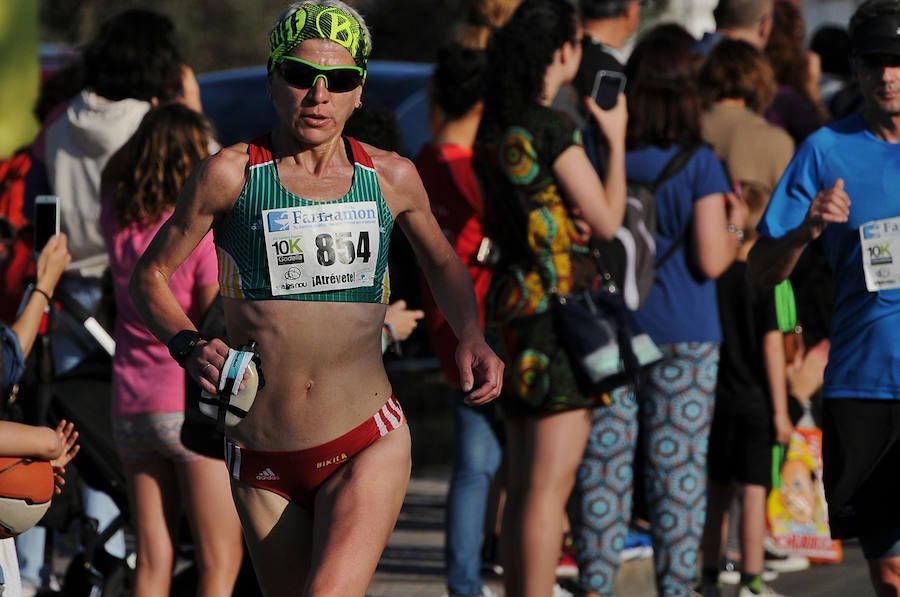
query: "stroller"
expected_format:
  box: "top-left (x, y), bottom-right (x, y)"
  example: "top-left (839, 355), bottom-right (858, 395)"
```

top-left (49, 350), bottom-right (134, 597)
top-left (11, 288), bottom-right (136, 597)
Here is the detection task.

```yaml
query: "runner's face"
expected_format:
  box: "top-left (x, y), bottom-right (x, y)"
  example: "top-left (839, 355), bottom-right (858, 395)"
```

top-left (856, 53), bottom-right (900, 116)
top-left (269, 38), bottom-right (363, 143)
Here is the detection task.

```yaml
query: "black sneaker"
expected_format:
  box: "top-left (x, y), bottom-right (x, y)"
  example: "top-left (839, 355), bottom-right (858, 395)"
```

top-left (719, 557), bottom-right (778, 585)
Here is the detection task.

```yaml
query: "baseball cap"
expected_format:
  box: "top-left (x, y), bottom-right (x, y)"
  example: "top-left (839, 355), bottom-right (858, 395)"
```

top-left (851, 14), bottom-right (900, 56)
top-left (582, 0), bottom-right (637, 19)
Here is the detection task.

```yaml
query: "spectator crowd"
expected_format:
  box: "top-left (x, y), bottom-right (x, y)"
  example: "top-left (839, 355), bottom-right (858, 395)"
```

top-left (1, 0), bottom-right (896, 596)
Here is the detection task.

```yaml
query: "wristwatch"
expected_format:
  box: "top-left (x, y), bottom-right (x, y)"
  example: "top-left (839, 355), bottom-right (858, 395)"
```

top-left (167, 330), bottom-right (203, 367)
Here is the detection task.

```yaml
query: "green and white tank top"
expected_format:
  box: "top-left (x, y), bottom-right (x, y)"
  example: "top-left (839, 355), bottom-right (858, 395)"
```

top-left (216, 135), bottom-right (393, 303)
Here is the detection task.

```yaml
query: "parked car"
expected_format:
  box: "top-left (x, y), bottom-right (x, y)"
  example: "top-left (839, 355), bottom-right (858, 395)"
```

top-left (39, 43), bottom-right (79, 79)
top-left (198, 60), bottom-right (433, 158)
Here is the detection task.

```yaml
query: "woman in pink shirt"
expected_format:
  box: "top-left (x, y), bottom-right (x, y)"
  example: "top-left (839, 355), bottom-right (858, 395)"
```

top-left (101, 103), bottom-right (243, 596)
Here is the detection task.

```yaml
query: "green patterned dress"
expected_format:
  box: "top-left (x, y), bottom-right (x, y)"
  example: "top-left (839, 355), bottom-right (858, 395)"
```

top-left (477, 105), bottom-right (606, 417)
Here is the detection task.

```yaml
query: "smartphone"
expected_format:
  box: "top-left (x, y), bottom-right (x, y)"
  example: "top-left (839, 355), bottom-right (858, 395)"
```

top-left (591, 70), bottom-right (627, 111)
top-left (33, 195), bottom-right (60, 254)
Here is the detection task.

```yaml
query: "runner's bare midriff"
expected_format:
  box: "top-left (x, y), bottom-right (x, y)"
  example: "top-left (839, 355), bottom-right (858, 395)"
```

top-left (221, 296), bottom-right (393, 451)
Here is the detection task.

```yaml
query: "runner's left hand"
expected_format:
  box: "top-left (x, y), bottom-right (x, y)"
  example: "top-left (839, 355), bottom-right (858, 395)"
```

top-left (456, 337), bottom-right (504, 405)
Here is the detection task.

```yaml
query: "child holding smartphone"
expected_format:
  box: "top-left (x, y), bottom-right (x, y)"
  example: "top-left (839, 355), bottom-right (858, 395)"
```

top-left (0, 233), bottom-right (76, 597)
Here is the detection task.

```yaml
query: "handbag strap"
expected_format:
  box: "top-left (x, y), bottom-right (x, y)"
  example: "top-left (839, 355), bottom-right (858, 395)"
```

top-left (651, 143), bottom-right (703, 269)
top-left (591, 143), bottom-right (702, 283)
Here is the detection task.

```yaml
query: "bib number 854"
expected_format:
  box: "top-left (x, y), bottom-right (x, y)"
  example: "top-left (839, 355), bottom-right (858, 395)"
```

top-left (315, 231), bottom-right (372, 266)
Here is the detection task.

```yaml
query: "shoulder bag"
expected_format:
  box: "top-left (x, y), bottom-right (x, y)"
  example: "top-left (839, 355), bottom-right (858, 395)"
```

top-left (553, 252), bottom-right (662, 394)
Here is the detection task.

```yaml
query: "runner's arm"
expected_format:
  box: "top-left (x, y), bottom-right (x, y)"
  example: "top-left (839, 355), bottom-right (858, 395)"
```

top-left (130, 147), bottom-right (246, 392)
top-left (748, 179), bottom-right (849, 287)
top-left (378, 152), bottom-right (503, 404)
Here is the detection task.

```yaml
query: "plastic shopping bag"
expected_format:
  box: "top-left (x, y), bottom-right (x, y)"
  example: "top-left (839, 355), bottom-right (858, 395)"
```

top-left (766, 426), bottom-right (842, 563)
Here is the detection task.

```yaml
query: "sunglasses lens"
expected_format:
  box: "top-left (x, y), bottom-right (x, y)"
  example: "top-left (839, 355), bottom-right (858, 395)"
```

top-left (279, 61), bottom-right (362, 92)
top-left (328, 70), bottom-right (363, 92)
top-left (279, 61), bottom-right (316, 88)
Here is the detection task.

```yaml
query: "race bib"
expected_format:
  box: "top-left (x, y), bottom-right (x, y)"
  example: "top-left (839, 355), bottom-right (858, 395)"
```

top-left (262, 202), bottom-right (381, 296)
top-left (860, 217), bottom-right (900, 291)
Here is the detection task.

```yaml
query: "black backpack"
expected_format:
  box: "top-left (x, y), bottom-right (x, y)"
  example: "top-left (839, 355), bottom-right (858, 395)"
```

top-left (583, 127), bottom-right (700, 310)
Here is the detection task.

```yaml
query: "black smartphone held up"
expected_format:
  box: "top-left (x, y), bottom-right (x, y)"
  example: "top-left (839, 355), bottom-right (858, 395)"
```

top-left (33, 195), bottom-right (60, 254)
top-left (591, 70), bottom-right (627, 111)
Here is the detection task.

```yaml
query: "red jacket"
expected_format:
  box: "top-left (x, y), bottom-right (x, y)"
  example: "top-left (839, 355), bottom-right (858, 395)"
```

top-left (415, 143), bottom-right (492, 388)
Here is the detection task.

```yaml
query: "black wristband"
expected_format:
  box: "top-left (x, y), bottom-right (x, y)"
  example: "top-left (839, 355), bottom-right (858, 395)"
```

top-left (32, 287), bottom-right (52, 304)
top-left (167, 329), bottom-right (203, 368)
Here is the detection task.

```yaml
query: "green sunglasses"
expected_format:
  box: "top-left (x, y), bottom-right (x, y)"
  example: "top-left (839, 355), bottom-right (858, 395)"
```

top-left (276, 56), bottom-right (366, 93)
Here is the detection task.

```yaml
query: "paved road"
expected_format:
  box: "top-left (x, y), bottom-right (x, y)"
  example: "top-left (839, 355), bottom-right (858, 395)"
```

top-left (41, 464), bottom-right (871, 596)
top-left (367, 468), bottom-right (872, 597)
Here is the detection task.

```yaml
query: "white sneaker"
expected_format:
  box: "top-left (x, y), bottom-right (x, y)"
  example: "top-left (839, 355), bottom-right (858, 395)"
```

top-left (737, 583), bottom-right (787, 596)
top-left (20, 581), bottom-right (38, 597)
top-left (764, 553), bottom-right (809, 573)
top-left (763, 539), bottom-right (810, 573)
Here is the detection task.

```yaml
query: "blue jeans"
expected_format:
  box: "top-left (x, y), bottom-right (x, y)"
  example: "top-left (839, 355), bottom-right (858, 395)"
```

top-left (15, 526), bottom-right (47, 587)
top-left (445, 393), bottom-right (502, 597)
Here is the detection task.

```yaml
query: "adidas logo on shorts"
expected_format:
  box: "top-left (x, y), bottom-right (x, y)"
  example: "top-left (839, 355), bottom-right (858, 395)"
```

top-left (256, 467), bottom-right (280, 481)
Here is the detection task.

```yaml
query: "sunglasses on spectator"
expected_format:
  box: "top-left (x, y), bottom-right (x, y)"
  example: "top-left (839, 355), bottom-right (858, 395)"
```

top-left (276, 57), bottom-right (365, 92)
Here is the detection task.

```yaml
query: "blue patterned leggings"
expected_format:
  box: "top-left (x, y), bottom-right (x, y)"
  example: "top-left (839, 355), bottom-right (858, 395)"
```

top-left (573, 342), bottom-right (719, 597)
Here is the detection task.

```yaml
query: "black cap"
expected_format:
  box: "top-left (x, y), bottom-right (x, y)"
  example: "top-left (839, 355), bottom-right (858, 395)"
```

top-left (851, 16), bottom-right (900, 56)
top-left (582, 0), bottom-right (634, 19)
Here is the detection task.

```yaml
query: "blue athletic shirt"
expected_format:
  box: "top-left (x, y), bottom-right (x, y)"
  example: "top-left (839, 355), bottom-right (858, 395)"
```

top-left (627, 144), bottom-right (731, 345)
top-left (758, 113), bottom-right (900, 400)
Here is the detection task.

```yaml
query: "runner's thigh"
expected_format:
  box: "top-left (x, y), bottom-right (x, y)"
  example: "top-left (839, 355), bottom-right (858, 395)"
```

top-left (307, 425), bottom-right (412, 595)
top-left (231, 479), bottom-right (315, 596)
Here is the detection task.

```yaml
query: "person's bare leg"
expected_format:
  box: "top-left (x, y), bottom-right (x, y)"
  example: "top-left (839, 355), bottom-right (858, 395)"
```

top-left (305, 425), bottom-right (412, 596)
top-left (177, 456), bottom-right (243, 596)
top-left (509, 409), bottom-right (591, 597)
top-left (126, 456), bottom-right (179, 597)
top-left (740, 484), bottom-right (767, 577)
top-left (231, 480), bottom-right (314, 596)
top-left (868, 555), bottom-right (900, 596)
